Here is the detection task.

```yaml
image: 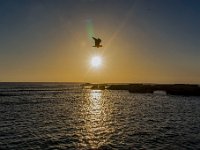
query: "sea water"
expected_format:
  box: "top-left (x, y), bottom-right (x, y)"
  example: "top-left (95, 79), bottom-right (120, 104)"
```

top-left (0, 83), bottom-right (200, 149)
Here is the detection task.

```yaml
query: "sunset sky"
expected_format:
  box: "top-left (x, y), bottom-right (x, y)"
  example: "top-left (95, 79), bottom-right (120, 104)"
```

top-left (0, 0), bottom-right (200, 83)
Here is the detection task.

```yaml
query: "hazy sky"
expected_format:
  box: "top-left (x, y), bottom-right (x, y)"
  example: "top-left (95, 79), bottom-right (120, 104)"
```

top-left (0, 0), bottom-right (200, 83)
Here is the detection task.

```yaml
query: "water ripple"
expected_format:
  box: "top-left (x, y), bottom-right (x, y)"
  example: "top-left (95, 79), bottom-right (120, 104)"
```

top-left (0, 84), bottom-right (200, 149)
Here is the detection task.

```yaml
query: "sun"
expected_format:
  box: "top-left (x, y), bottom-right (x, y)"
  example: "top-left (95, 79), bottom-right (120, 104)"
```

top-left (91, 56), bottom-right (102, 68)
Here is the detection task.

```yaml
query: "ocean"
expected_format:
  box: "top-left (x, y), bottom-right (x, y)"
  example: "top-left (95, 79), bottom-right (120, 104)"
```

top-left (0, 83), bottom-right (200, 149)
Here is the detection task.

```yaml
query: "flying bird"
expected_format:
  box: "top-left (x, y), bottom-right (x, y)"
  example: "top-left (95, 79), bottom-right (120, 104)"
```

top-left (92, 37), bottom-right (102, 48)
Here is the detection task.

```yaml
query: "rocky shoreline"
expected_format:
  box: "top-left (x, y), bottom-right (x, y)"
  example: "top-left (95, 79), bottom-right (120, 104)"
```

top-left (83, 83), bottom-right (200, 96)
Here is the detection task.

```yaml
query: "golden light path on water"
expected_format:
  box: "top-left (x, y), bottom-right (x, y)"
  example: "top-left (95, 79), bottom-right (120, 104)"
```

top-left (78, 90), bottom-right (115, 149)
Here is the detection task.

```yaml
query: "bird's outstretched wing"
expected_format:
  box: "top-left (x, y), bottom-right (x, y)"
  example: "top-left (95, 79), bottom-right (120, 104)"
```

top-left (92, 37), bottom-right (97, 41)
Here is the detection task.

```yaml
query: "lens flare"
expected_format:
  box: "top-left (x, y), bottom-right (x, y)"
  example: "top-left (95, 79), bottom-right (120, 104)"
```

top-left (86, 19), bottom-right (95, 40)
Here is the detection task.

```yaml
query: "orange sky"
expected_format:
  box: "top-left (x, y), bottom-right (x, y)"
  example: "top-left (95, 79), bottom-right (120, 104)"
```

top-left (0, 1), bottom-right (200, 83)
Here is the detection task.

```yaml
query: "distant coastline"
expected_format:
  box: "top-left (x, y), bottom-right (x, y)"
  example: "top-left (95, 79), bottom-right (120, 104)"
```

top-left (82, 83), bottom-right (200, 96)
top-left (0, 82), bottom-right (200, 96)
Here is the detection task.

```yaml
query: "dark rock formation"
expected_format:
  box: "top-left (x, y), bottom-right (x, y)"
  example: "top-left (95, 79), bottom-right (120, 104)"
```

top-left (108, 84), bottom-right (200, 96)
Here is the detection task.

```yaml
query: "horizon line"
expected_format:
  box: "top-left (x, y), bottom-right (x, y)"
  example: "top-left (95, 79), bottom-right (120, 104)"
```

top-left (0, 81), bottom-right (199, 85)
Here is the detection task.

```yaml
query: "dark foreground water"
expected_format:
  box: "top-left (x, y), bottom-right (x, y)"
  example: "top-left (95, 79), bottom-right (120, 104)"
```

top-left (0, 83), bottom-right (200, 150)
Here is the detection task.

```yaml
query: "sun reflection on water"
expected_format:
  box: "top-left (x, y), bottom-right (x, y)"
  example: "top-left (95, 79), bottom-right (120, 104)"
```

top-left (80, 90), bottom-right (114, 149)
top-left (89, 90), bottom-right (103, 116)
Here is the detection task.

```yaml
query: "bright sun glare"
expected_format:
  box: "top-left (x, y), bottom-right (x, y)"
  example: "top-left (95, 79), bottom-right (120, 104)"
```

top-left (91, 56), bottom-right (102, 68)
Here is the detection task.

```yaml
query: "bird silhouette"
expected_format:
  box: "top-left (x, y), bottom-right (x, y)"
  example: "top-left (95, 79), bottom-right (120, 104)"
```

top-left (92, 37), bottom-right (102, 48)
